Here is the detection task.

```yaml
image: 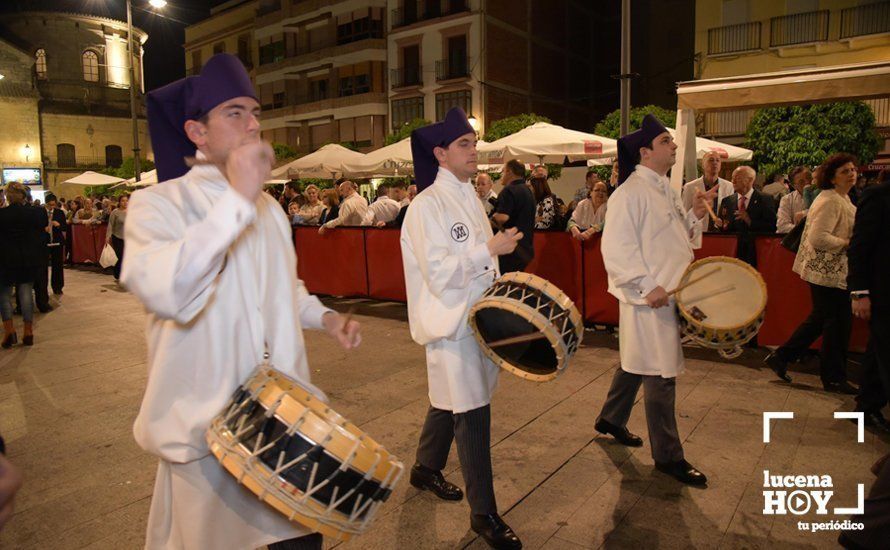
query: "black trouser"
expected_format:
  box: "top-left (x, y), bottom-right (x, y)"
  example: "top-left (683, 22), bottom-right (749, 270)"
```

top-left (855, 310), bottom-right (890, 413)
top-left (267, 533), bottom-right (322, 550)
top-left (597, 368), bottom-right (684, 464)
top-left (776, 283), bottom-right (851, 384)
top-left (840, 454), bottom-right (890, 549)
top-left (111, 236), bottom-right (125, 280)
top-left (33, 260), bottom-right (50, 311)
top-left (415, 404), bottom-right (496, 516)
top-left (48, 245), bottom-right (64, 294)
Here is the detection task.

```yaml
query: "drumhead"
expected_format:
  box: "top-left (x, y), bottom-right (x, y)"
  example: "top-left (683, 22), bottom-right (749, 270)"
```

top-left (474, 305), bottom-right (559, 376)
top-left (675, 257), bottom-right (767, 330)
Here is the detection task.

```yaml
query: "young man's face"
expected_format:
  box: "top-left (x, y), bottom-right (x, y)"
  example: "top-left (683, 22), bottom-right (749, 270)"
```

top-left (191, 96), bottom-right (261, 164)
top-left (640, 131), bottom-right (677, 173)
top-left (435, 132), bottom-right (477, 181)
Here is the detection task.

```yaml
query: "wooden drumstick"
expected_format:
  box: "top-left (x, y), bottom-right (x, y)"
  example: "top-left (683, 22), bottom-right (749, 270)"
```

top-left (667, 267), bottom-right (721, 296)
top-left (702, 200), bottom-right (719, 224)
top-left (683, 284), bottom-right (736, 306)
top-left (487, 332), bottom-right (548, 349)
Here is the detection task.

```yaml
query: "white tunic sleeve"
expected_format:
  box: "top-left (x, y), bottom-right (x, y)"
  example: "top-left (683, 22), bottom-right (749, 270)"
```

top-left (601, 190), bottom-right (660, 297)
top-left (403, 201), bottom-right (491, 298)
top-left (121, 187), bottom-right (256, 324)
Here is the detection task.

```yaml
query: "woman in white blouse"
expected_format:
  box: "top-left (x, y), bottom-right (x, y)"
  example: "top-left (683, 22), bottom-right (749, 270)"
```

top-left (765, 154), bottom-right (858, 394)
top-left (298, 184), bottom-right (324, 225)
top-left (568, 181), bottom-right (608, 240)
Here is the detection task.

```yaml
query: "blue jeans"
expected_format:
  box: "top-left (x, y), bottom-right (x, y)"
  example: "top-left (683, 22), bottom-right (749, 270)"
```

top-left (0, 283), bottom-right (34, 323)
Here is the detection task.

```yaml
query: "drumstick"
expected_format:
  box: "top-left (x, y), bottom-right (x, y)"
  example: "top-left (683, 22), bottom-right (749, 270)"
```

top-left (487, 331), bottom-right (548, 349)
top-left (667, 267), bottom-right (721, 296)
top-left (702, 200), bottom-right (719, 224)
top-left (683, 284), bottom-right (736, 306)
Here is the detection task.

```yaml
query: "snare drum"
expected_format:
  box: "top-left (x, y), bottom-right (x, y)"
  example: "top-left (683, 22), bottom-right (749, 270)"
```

top-left (675, 256), bottom-right (767, 359)
top-left (469, 272), bottom-right (584, 382)
top-left (206, 367), bottom-right (404, 541)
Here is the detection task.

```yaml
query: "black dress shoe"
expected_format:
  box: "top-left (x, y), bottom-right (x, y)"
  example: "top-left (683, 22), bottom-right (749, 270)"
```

top-left (860, 411), bottom-right (890, 434)
top-left (823, 381), bottom-right (858, 395)
top-left (409, 464), bottom-right (463, 501)
top-left (595, 418), bottom-right (643, 447)
top-left (470, 513), bottom-right (522, 550)
top-left (765, 352), bottom-right (792, 382)
top-left (37, 305), bottom-right (53, 313)
top-left (22, 334), bottom-right (33, 346)
top-left (655, 459), bottom-right (708, 486)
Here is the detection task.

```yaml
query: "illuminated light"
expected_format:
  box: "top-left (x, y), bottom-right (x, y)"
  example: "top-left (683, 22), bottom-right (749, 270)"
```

top-left (149, 0), bottom-right (168, 7)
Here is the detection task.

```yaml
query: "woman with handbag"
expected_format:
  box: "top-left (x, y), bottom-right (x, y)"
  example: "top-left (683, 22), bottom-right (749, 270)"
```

top-left (766, 154), bottom-right (859, 394)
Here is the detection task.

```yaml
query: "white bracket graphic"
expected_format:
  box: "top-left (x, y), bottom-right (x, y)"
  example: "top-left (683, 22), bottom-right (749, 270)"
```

top-left (833, 411), bottom-right (865, 443)
top-left (834, 483), bottom-right (865, 515)
top-left (763, 412), bottom-right (794, 443)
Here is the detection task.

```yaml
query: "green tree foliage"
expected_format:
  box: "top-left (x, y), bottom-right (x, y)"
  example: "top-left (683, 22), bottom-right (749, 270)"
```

top-left (746, 102), bottom-right (881, 177)
top-left (386, 118), bottom-right (431, 145)
top-left (101, 157), bottom-right (155, 180)
top-left (593, 105), bottom-right (677, 139)
top-left (482, 113), bottom-right (561, 180)
top-left (272, 142), bottom-right (297, 161)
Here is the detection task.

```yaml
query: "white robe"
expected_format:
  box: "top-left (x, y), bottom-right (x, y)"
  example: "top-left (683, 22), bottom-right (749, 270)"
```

top-left (681, 176), bottom-right (733, 232)
top-left (602, 165), bottom-right (704, 378)
top-left (400, 167), bottom-right (500, 413)
top-left (122, 161), bottom-right (332, 550)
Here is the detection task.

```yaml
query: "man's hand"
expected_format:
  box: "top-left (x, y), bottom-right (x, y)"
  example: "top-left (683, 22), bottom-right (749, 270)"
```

top-left (318, 226), bottom-right (327, 236)
top-left (375, 221), bottom-right (386, 228)
top-left (644, 286), bottom-right (670, 308)
top-left (225, 141), bottom-right (274, 203)
top-left (580, 228), bottom-right (596, 241)
top-left (570, 226), bottom-right (583, 240)
top-left (692, 186), bottom-right (718, 220)
top-left (322, 311), bottom-right (361, 350)
top-left (0, 453), bottom-right (22, 531)
top-left (734, 209), bottom-right (751, 225)
top-left (51, 221), bottom-right (60, 227)
top-left (793, 210), bottom-right (807, 224)
top-left (487, 227), bottom-right (522, 256)
top-left (852, 296), bottom-right (871, 321)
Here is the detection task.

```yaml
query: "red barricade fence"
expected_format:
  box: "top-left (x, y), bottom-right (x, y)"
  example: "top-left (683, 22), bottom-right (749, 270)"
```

top-left (290, 228), bottom-right (868, 352)
top-left (70, 224), bottom-right (108, 264)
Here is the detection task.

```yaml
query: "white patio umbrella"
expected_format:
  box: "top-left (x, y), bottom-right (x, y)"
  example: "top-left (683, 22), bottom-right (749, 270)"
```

top-left (110, 169), bottom-right (159, 188)
top-left (341, 138), bottom-right (413, 176)
top-left (477, 122), bottom-right (617, 165)
top-left (271, 144), bottom-right (366, 179)
top-left (62, 171), bottom-right (125, 186)
top-left (586, 129), bottom-right (752, 165)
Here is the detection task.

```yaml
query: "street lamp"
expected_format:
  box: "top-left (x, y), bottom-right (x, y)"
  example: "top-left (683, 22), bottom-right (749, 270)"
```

top-left (148, 0), bottom-right (167, 7)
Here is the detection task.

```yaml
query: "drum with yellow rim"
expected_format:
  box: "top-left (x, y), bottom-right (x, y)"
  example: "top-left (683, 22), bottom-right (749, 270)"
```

top-left (675, 256), bottom-right (768, 359)
top-left (206, 367), bottom-right (404, 541)
top-left (469, 272), bottom-right (584, 382)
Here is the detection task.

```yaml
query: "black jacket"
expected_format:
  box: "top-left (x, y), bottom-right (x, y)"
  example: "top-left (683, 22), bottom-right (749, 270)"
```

top-left (0, 203), bottom-right (49, 283)
top-left (719, 189), bottom-right (776, 266)
top-left (319, 205), bottom-right (339, 225)
top-left (47, 207), bottom-right (67, 245)
top-left (847, 182), bottom-right (890, 312)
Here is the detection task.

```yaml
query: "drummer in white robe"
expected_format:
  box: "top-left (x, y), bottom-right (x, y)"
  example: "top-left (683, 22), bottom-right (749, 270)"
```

top-left (400, 108), bottom-right (523, 550)
top-left (122, 54), bottom-right (361, 550)
top-left (594, 114), bottom-right (716, 487)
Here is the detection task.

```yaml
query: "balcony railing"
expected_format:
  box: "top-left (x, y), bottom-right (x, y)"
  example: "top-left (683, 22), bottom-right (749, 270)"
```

top-left (256, 0), bottom-right (281, 17)
top-left (435, 56), bottom-right (469, 81)
top-left (391, 66), bottom-right (423, 88)
top-left (43, 156), bottom-right (116, 170)
top-left (707, 21), bottom-right (761, 55)
top-left (840, 1), bottom-right (890, 39)
top-left (391, 0), bottom-right (470, 29)
top-left (770, 10), bottom-right (829, 47)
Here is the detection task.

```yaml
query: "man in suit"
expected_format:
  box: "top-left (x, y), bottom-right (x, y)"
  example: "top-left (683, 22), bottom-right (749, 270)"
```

top-left (715, 165), bottom-right (776, 266)
top-left (848, 180), bottom-right (890, 433)
top-left (44, 194), bottom-right (67, 296)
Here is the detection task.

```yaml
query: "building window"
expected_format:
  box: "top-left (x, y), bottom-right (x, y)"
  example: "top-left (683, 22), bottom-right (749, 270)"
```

top-left (259, 39), bottom-right (285, 65)
top-left (213, 42), bottom-right (226, 54)
top-left (339, 72), bottom-right (370, 97)
top-left (336, 9), bottom-right (384, 45)
top-left (237, 34), bottom-right (252, 68)
top-left (392, 97), bottom-right (424, 130)
top-left (82, 50), bottom-right (99, 82)
top-left (57, 144), bottom-right (76, 168)
top-left (105, 145), bottom-right (123, 168)
top-left (190, 50), bottom-right (202, 75)
top-left (36, 48), bottom-right (47, 79)
top-left (309, 79), bottom-right (328, 101)
top-left (435, 90), bottom-right (471, 121)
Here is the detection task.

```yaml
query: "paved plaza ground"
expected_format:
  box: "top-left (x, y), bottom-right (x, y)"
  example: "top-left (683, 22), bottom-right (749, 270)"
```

top-left (0, 268), bottom-right (886, 549)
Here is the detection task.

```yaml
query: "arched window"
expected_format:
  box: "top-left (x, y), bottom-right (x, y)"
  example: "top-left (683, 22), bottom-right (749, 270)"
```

top-left (105, 145), bottom-right (123, 168)
top-left (57, 143), bottom-right (76, 168)
top-left (35, 48), bottom-right (47, 79)
top-left (82, 50), bottom-right (99, 82)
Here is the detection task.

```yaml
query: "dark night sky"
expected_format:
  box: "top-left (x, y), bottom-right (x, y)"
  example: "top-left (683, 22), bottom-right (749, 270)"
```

top-left (0, 0), bottom-right (224, 90)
